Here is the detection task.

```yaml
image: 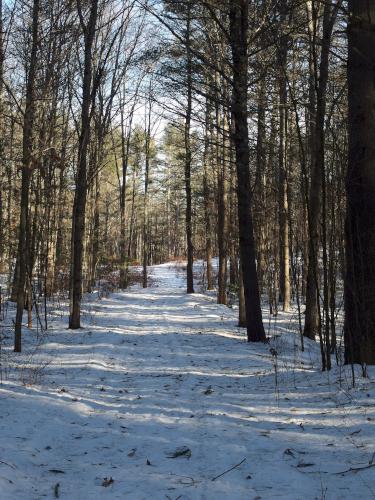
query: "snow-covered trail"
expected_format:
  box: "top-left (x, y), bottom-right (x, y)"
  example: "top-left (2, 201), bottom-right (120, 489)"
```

top-left (1, 263), bottom-right (375, 499)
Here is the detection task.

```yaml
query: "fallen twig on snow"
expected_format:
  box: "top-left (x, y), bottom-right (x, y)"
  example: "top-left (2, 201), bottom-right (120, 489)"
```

top-left (333, 463), bottom-right (375, 475)
top-left (297, 462), bottom-right (375, 475)
top-left (0, 460), bottom-right (17, 470)
top-left (211, 458), bottom-right (246, 481)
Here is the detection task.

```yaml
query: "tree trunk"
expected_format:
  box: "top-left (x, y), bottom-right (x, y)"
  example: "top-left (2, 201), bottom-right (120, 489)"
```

top-left (229, 0), bottom-right (266, 342)
top-left (69, 0), bottom-right (98, 329)
top-left (203, 96), bottom-right (214, 290)
top-left (238, 258), bottom-right (246, 327)
top-left (345, 0), bottom-right (375, 365)
top-left (143, 98), bottom-right (152, 289)
top-left (255, 80), bottom-right (267, 293)
top-left (184, 3), bottom-right (194, 294)
top-left (304, 2), bottom-right (338, 340)
top-left (217, 103), bottom-right (228, 304)
top-left (278, 0), bottom-right (291, 312)
top-left (119, 97), bottom-right (135, 288)
top-left (14, 0), bottom-right (39, 352)
top-left (90, 170), bottom-right (100, 288)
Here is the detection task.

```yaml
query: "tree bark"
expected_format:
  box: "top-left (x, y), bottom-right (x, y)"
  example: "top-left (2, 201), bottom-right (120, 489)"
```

top-left (217, 102), bottom-right (228, 304)
top-left (304, 1), bottom-right (338, 340)
top-left (69, 0), bottom-right (99, 329)
top-left (184, 2), bottom-right (194, 294)
top-left (345, 0), bottom-right (375, 365)
top-left (238, 259), bottom-right (246, 328)
top-left (278, 0), bottom-right (291, 312)
top-left (143, 93), bottom-right (152, 289)
top-left (119, 93), bottom-right (136, 288)
top-left (14, 0), bottom-right (39, 352)
top-left (229, 0), bottom-right (266, 342)
top-left (203, 95), bottom-right (214, 290)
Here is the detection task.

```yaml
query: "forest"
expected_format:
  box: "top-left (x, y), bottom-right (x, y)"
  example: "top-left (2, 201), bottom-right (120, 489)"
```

top-left (0, 1), bottom-right (375, 499)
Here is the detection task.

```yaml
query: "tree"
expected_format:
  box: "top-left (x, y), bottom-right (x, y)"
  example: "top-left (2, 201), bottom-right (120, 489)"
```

top-left (229, 0), bottom-right (266, 342)
top-left (345, 0), bottom-right (375, 366)
top-left (14, 0), bottom-right (40, 352)
top-left (303, 1), bottom-right (340, 347)
top-left (277, 0), bottom-right (291, 312)
top-left (69, 0), bottom-right (99, 329)
top-left (183, 0), bottom-right (194, 294)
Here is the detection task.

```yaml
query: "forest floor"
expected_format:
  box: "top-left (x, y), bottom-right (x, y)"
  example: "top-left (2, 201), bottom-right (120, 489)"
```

top-left (0, 262), bottom-right (375, 500)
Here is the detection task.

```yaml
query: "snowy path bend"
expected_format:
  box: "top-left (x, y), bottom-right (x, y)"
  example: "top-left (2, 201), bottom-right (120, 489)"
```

top-left (1, 263), bottom-right (375, 499)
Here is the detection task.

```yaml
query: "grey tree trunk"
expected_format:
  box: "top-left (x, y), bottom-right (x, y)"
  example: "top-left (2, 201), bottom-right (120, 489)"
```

top-left (217, 103), bottom-right (228, 304)
top-left (143, 91), bottom-right (152, 289)
top-left (278, 0), bottom-right (291, 312)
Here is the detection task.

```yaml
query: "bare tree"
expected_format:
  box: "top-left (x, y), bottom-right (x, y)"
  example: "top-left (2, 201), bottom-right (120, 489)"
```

top-left (14, 0), bottom-right (40, 352)
top-left (69, 0), bottom-right (99, 329)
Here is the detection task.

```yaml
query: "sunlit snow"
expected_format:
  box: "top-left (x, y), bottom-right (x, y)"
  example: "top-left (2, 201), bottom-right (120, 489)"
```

top-left (0, 263), bottom-right (374, 499)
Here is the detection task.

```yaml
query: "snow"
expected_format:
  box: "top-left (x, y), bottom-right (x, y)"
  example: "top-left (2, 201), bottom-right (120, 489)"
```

top-left (1, 262), bottom-right (374, 499)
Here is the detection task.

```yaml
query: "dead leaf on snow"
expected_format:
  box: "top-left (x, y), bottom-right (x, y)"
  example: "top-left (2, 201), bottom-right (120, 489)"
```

top-left (102, 477), bottom-right (114, 487)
